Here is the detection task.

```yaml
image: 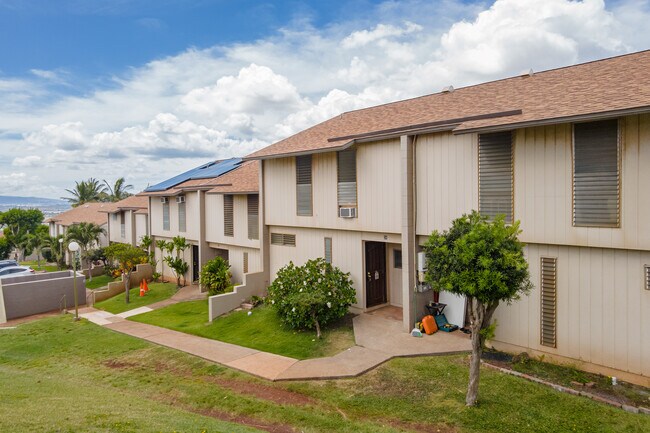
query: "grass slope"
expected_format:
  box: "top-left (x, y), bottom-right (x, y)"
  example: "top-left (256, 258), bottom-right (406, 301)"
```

top-left (94, 282), bottom-right (177, 314)
top-left (0, 316), bottom-right (647, 433)
top-left (130, 302), bottom-right (355, 359)
top-left (85, 274), bottom-right (118, 290)
top-left (20, 260), bottom-right (58, 272)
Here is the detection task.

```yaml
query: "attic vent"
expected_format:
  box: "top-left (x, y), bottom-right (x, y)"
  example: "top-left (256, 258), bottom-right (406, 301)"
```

top-left (521, 68), bottom-right (534, 77)
top-left (645, 265), bottom-right (650, 291)
top-left (540, 257), bottom-right (557, 348)
top-left (442, 85), bottom-right (454, 93)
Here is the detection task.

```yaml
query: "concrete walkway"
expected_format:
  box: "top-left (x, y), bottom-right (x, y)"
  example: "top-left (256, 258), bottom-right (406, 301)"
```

top-left (80, 299), bottom-right (471, 381)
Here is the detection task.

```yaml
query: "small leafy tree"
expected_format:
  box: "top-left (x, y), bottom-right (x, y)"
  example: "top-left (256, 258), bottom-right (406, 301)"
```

top-left (0, 208), bottom-right (44, 260)
top-left (0, 237), bottom-right (11, 260)
top-left (163, 236), bottom-right (190, 287)
top-left (267, 258), bottom-right (356, 339)
top-left (105, 243), bottom-right (148, 304)
top-left (26, 225), bottom-right (49, 269)
top-left (155, 239), bottom-right (167, 281)
top-left (423, 211), bottom-right (533, 406)
top-left (200, 256), bottom-right (231, 296)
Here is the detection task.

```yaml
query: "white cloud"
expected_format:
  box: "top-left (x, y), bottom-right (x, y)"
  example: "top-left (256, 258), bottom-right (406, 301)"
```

top-left (342, 21), bottom-right (423, 48)
top-left (11, 155), bottom-right (41, 167)
top-left (1, 0), bottom-right (650, 197)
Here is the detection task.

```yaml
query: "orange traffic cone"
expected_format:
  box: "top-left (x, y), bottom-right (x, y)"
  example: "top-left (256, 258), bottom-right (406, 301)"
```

top-left (139, 283), bottom-right (146, 297)
top-left (143, 279), bottom-right (149, 292)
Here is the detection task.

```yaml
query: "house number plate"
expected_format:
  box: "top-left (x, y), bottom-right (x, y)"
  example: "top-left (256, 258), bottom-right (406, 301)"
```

top-left (374, 271), bottom-right (379, 280)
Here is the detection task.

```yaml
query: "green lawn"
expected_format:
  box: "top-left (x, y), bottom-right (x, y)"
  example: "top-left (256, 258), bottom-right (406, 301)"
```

top-left (94, 282), bottom-right (177, 314)
top-left (85, 273), bottom-right (118, 289)
top-left (1, 316), bottom-right (647, 433)
top-left (130, 302), bottom-right (356, 359)
top-left (20, 260), bottom-right (59, 272)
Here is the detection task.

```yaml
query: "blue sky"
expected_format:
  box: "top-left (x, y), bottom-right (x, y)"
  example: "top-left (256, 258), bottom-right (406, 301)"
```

top-left (1, 0), bottom-right (649, 198)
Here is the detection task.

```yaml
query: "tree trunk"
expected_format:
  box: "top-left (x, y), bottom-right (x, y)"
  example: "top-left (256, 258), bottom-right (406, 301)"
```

top-left (466, 297), bottom-right (485, 406)
top-left (124, 272), bottom-right (131, 304)
top-left (311, 311), bottom-right (322, 339)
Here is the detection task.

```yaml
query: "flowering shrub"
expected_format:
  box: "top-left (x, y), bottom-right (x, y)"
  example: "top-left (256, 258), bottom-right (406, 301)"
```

top-left (266, 258), bottom-right (355, 338)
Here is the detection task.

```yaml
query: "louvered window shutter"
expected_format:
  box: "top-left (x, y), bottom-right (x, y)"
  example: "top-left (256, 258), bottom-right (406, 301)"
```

top-left (296, 155), bottom-right (313, 216)
top-left (540, 257), bottom-right (557, 348)
top-left (178, 202), bottom-right (186, 232)
top-left (478, 131), bottom-right (513, 223)
top-left (324, 237), bottom-right (332, 263)
top-left (247, 194), bottom-right (259, 240)
top-left (224, 195), bottom-right (234, 237)
top-left (573, 120), bottom-right (620, 227)
top-left (271, 233), bottom-right (296, 246)
top-left (645, 265), bottom-right (650, 291)
top-left (337, 149), bottom-right (357, 206)
top-left (243, 252), bottom-right (249, 274)
top-left (163, 202), bottom-right (170, 231)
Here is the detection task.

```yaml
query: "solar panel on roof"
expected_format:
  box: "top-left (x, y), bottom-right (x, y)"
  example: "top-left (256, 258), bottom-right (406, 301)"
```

top-left (144, 158), bottom-right (242, 192)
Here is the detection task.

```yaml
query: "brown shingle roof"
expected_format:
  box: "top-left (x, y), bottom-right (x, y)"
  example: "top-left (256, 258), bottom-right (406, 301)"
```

top-left (99, 195), bottom-right (149, 214)
top-left (247, 50), bottom-right (650, 159)
top-left (46, 202), bottom-right (109, 227)
top-left (207, 160), bottom-right (259, 194)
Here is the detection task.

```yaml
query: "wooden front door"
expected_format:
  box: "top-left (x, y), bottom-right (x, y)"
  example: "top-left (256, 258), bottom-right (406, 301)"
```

top-left (365, 241), bottom-right (387, 308)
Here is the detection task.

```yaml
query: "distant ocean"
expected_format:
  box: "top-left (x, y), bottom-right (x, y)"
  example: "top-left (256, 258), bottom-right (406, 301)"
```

top-left (0, 196), bottom-right (71, 220)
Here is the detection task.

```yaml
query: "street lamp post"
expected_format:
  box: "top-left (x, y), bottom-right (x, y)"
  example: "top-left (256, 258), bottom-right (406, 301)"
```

top-left (68, 241), bottom-right (80, 321)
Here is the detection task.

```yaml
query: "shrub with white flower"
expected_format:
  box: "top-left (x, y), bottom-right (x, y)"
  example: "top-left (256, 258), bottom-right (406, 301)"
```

top-left (266, 258), bottom-right (356, 338)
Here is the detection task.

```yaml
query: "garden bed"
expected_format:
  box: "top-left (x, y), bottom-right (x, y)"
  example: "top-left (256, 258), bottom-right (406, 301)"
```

top-left (482, 349), bottom-right (650, 409)
top-left (129, 302), bottom-right (356, 359)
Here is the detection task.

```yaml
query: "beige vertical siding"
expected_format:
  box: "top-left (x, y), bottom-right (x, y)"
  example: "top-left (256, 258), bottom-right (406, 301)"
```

top-left (205, 193), bottom-right (258, 249)
top-left (150, 193), bottom-right (199, 242)
top-left (387, 243), bottom-right (403, 307)
top-left (108, 212), bottom-right (132, 244)
top-left (415, 131), bottom-right (479, 235)
top-left (514, 115), bottom-right (650, 250)
top-left (220, 246), bottom-right (261, 285)
top-left (493, 243), bottom-right (650, 378)
top-left (268, 226), bottom-right (402, 309)
top-left (264, 139), bottom-right (402, 234)
top-left (135, 213), bottom-right (148, 244)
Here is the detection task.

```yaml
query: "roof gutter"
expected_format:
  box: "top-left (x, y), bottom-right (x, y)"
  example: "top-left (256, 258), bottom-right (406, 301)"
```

top-left (454, 105), bottom-right (650, 134)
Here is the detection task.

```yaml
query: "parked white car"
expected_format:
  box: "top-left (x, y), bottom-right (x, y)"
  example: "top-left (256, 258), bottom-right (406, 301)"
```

top-left (0, 266), bottom-right (35, 279)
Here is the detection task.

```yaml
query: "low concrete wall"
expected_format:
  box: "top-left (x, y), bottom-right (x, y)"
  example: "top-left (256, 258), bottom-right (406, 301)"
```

top-left (92, 263), bottom-right (154, 303)
top-left (82, 265), bottom-right (105, 278)
top-left (208, 271), bottom-right (266, 322)
top-left (0, 271), bottom-right (86, 323)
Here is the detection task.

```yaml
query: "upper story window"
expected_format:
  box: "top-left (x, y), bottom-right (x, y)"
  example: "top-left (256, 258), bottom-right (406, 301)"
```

top-left (296, 155), bottom-right (313, 216)
top-left (178, 197), bottom-right (186, 232)
top-left (162, 199), bottom-right (170, 231)
top-left (478, 131), bottom-right (513, 223)
top-left (119, 211), bottom-right (125, 238)
top-left (247, 194), bottom-right (259, 240)
top-left (224, 194), bottom-right (234, 237)
top-left (573, 119), bottom-right (620, 227)
top-left (337, 148), bottom-right (357, 214)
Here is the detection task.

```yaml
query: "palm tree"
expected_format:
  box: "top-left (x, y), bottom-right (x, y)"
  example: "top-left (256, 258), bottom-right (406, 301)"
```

top-left (103, 177), bottom-right (133, 202)
top-left (26, 229), bottom-right (49, 270)
top-left (62, 178), bottom-right (107, 207)
top-left (65, 222), bottom-right (106, 281)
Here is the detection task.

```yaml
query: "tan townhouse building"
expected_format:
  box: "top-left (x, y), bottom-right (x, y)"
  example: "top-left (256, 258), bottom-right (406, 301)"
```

top-left (247, 51), bottom-right (650, 385)
top-left (142, 159), bottom-right (261, 285)
top-left (100, 195), bottom-right (149, 247)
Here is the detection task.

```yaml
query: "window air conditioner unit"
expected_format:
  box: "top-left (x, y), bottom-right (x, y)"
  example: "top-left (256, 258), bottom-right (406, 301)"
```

top-left (160, 197), bottom-right (169, 204)
top-left (176, 196), bottom-right (186, 204)
top-left (339, 207), bottom-right (357, 218)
